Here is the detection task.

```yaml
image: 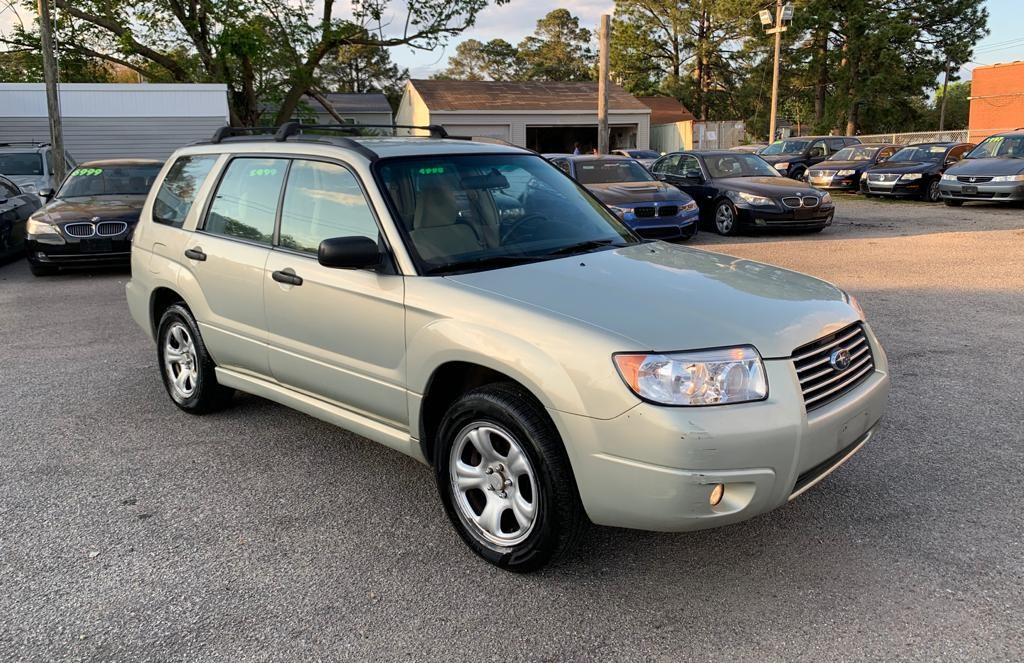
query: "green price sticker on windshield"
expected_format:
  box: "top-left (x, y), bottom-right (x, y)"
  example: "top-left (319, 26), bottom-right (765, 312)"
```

top-left (249, 168), bottom-right (278, 177)
top-left (72, 168), bottom-right (103, 176)
top-left (418, 166), bottom-right (446, 175)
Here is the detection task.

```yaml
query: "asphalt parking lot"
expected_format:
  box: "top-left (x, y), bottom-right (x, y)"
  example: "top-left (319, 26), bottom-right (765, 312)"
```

top-left (1, 196), bottom-right (1022, 661)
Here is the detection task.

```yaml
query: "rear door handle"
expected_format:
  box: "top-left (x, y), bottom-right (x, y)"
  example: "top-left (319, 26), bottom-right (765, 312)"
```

top-left (184, 247), bottom-right (207, 261)
top-left (272, 269), bottom-right (303, 286)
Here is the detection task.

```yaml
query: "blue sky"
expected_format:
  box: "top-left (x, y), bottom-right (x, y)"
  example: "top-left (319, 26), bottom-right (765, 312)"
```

top-left (393, 0), bottom-right (1024, 80)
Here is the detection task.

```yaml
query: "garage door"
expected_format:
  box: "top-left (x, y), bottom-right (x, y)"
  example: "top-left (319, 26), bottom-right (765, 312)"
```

top-left (441, 124), bottom-right (510, 141)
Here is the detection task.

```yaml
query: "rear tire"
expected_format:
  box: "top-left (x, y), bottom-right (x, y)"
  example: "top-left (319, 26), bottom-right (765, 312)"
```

top-left (434, 382), bottom-right (586, 572)
top-left (157, 304), bottom-right (233, 414)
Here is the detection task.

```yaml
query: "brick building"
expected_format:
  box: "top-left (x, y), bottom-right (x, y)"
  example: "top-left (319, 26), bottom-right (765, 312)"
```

top-left (968, 61), bottom-right (1024, 142)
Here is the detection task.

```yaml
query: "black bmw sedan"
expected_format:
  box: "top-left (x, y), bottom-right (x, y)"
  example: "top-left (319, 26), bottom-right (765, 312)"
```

top-left (651, 151), bottom-right (835, 235)
top-left (859, 142), bottom-right (973, 202)
top-left (807, 143), bottom-right (900, 192)
top-left (25, 159), bottom-right (162, 275)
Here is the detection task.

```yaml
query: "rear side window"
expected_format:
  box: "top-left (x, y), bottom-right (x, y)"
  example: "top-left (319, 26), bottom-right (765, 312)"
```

top-left (203, 157), bottom-right (288, 244)
top-left (153, 155), bottom-right (217, 228)
top-left (278, 160), bottom-right (378, 254)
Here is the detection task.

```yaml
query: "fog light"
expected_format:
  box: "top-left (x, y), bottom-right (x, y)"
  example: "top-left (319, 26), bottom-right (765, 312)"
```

top-left (709, 483), bottom-right (724, 506)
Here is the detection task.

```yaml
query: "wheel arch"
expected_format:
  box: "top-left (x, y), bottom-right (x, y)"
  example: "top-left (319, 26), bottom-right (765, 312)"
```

top-left (149, 286), bottom-right (188, 338)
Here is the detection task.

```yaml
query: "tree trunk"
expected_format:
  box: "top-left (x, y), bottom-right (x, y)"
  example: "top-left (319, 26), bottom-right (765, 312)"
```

top-left (813, 26), bottom-right (828, 126)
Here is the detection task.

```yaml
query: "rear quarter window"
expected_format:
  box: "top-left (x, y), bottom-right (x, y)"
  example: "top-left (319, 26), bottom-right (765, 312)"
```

top-left (152, 155), bottom-right (218, 228)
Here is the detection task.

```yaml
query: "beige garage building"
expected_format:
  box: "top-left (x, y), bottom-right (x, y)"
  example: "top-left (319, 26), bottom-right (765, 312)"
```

top-left (395, 79), bottom-right (651, 153)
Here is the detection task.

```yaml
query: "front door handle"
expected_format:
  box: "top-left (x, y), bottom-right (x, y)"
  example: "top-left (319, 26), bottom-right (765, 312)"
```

top-left (271, 269), bottom-right (303, 286)
top-left (184, 247), bottom-right (207, 261)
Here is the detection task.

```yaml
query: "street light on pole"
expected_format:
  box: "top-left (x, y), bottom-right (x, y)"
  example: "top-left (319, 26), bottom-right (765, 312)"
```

top-left (762, 1), bottom-right (795, 142)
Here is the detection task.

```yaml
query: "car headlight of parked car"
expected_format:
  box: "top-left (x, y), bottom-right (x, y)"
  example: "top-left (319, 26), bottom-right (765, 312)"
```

top-left (729, 190), bottom-right (775, 207)
top-left (836, 169), bottom-right (855, 177)
top-left (774, 162), bottom-right (789, 172)
top-left (941, 173), bottom-right (957, 181)
top-left (991, 174), bottom-right (1024, 182)
top-left (861, 172), bottom-right (869, 181)
top-left (614, 347), bottom-right (768, 406)
top-left (681, 199), bottom-right (698, 212)
top-left (820, 192), bottom-right (833, 205)
top-left (26, 217), bottom-right (61, 235)
top-left (900, 173), bottom-right (923, 181)
top-left (608, 205), bottom-right (628, 219)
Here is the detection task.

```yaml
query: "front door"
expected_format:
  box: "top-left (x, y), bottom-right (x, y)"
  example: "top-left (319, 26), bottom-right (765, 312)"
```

top-left (263, 159), bottom-right (407, 428)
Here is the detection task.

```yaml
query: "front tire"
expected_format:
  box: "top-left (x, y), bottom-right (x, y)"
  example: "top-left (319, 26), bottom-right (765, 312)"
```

top-left (434, 383), bottom-right (586, 572)
top-left (157, 304), bottom-right (233, 414)
top-left (925, 179), bottom-right (941, 202)
top-left (713, 199), bottom-right (740, 236)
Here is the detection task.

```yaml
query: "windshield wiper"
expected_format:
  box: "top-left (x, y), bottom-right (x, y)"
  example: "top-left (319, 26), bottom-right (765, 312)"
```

top-left (544, 239), bottom-right (622, 257)
top-left (423, 253), bottom-right (542, 275)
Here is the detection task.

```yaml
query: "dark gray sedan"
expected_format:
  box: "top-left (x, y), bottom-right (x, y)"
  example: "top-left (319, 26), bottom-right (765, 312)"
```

top-left (0, 174), bottom-right (42, 262)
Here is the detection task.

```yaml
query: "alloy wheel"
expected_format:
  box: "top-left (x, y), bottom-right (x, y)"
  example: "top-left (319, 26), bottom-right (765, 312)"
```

top-left (715, 204), bottom-right (735, 234)
top-left (928, 180), bottom-right (941, 202)
top-left (163, 322), bottom-right (199, 399)
top-left (449, 422), bottom-right (538, 547)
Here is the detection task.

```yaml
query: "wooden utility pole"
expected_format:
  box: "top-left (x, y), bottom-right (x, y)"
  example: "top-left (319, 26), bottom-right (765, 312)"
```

top-left (37, 0), bottom-right (67, 186)
top-left (938, 60), bottom-right (951, 131)
top-left (767, 0), bottom-right (784, 142)
top-left (597, 14), bottom-right (610, 155)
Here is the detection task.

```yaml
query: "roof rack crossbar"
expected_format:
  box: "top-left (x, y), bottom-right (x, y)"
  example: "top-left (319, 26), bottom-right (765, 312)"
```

top-left (274, 122), bottom-right (449, 139)
top-left (271, 122), bottom-right (378, 160)
top-left (210, 126), bottom-right (278, 143)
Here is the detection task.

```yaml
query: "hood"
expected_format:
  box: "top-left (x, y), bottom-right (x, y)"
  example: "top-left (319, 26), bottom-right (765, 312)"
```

top-left (813, 160), bottom-right (871, 171)
top-left (447, 242), bottom-right (858, 358)
top-left (586, 180), bottom-right (690, 205)
top-left (35, 195), bottom-right (147, 224)
top-left (716, 176), bottom-right (821, 197)
top-left (5, 174), bottom-right (49, 192)
top-left (865, 161), bottom-right (938, 175)
top-left (760, 154), bottom-right (803, 164)
top-left (946, 157), bottom-right (1024, 176)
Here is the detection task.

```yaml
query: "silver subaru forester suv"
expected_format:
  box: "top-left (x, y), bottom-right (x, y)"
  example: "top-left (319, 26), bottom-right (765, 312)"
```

top-left (126, 123), bottom-right (890, 571)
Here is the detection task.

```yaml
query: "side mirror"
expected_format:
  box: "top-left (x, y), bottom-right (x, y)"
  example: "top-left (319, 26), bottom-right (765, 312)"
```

top-left (809, 148), bottom-right (825, 158)
top-left (318, 236), bottom-right (381, 270)
top-left (39, 188), bottom-right (55, 201)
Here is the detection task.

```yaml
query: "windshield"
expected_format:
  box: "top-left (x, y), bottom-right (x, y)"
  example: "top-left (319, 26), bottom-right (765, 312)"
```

top-left (704, 154), bottom-right (780, 178)
top-left (889, 145), bottom-right (948, 163)
top-left (760, 140), bottom-right (810, 156)
top-left (575, 159), bottom-right (654, 184)
top-left (58, 164), bottom-right (163, 198)
top-left (622, 150), bottom-right (660, 159)
top-left (829, 146), bottom-right (878, 162)
top-left (376, 154), bottom-right (637, 275)
top-left (0, 152), bottom-right (43, 176)
top-left (966, 135), bottom-right (1024, 159)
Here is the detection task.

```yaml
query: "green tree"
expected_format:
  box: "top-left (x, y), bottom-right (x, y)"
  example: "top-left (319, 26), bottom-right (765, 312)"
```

top-left (29, 0), bottom-right (505, 125)
top-left (518, 9), bottom-right (594, 81)
top-left (435, 38), bottom-right (523, 80)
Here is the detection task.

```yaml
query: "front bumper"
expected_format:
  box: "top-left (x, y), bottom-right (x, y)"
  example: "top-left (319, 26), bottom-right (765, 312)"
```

top-left (27, 234), bottom-right (132, 267)
top-left (551, 324), bottom-right (890, 531)
top-left (939, 180), bottom-right (1024, 202)
top-left (861, 179), bottom-right (926, 197)
top-left (809, 173), bottom-right (860, 191)
top-left (736, 205), bottom-right (835, 229)
top-left (627, 211), bottom-right (699, 240)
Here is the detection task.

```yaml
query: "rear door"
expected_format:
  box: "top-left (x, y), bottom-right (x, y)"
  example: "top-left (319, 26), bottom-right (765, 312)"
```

top-left (263, 158), bottom-right (407, 428)
top-left (183, 156), bottom-right (287, 376)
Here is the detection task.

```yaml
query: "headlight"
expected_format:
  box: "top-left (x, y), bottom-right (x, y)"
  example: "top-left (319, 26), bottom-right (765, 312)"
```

top-left (860, 172), bottom-right (868, 181)
top-left (991, 174), bottom-right (1024, 182)
top-left (774, 162), bottom-right (789, 171)
top-left (608, 205), bottom-right (628, 218)
top-left (731, 190), bottom-right (775, 207)
top-left (27, 217), bottom-right (60, 235)
top-left (836, 169), bottom-right (855, 177)
top-left (613, 346), bottom-right (768, 406)
top-left (941, 173), bottom-right (956, 181)
top-left (681, 199), bottom-right (698, 212)
top-left (820, 192), bottom-right (833, 205)
top-left (900, 173), bottom-right (922, 181)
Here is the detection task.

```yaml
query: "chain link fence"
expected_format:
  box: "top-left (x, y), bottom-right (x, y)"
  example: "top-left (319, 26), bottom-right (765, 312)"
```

top-left (853, 129), bottom-right (970, 145)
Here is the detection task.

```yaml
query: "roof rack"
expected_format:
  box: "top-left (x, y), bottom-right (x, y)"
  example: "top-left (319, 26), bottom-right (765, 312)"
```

top-left (0, 141), bottom-right (50, 148)
top-left (209, 126), bottom-right (278, 143)
top-left (273, 122), bottom-right (449, 140)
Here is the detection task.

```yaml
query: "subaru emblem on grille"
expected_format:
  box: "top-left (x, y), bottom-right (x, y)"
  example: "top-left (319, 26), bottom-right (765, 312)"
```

top-left (829, 348), bottom-right (852, 371)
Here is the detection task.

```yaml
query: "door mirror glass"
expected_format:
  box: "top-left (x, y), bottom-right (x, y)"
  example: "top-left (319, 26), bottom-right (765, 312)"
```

top-left (318, 236), bottom-right (381, 269)
top-left (809, 146), bottom-right (825, 158)
top-left (40, 188), bottom-right (55, 200)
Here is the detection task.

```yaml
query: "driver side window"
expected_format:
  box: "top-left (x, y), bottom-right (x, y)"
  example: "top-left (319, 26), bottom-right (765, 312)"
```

top-left (810, 141), bottom-right (828, 157)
